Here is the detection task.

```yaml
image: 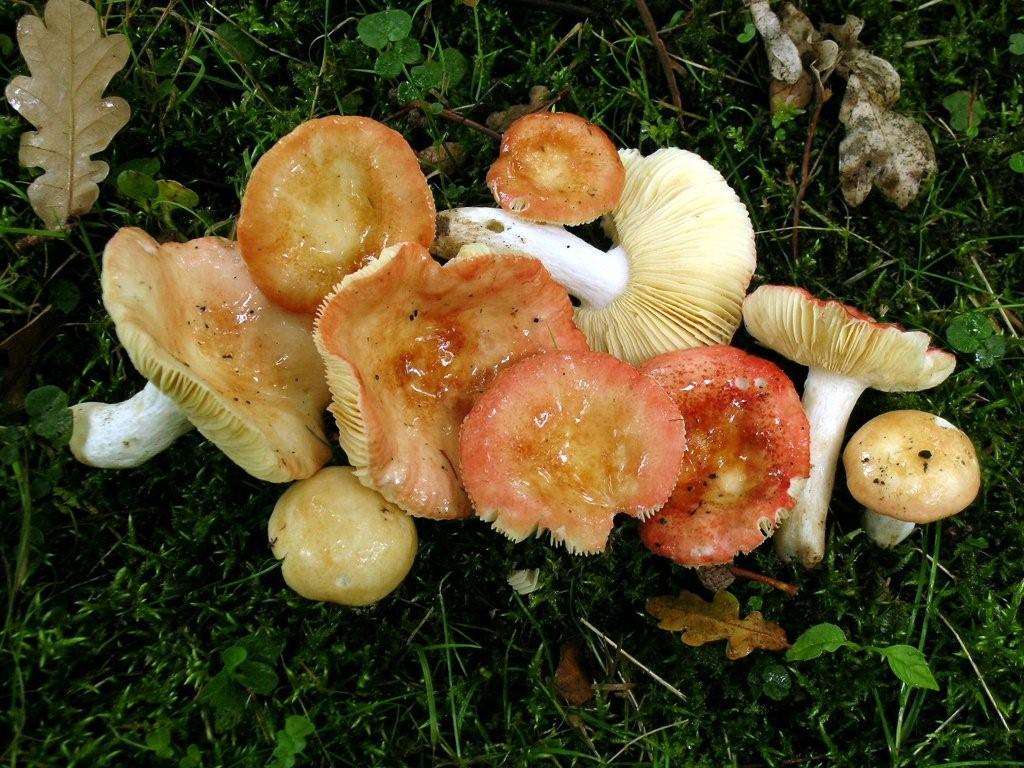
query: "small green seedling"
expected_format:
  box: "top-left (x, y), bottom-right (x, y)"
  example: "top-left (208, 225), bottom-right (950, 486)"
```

top-left (786, 623), bottom-right (939, 690)
top-left (116, 158), bottom-right (200, 230)
top-left (942, 91), bottom-right (987, 138)
top-left (24, 385), bottom-right (72, 446)
top-left (199, 637), bottom-right (282, 731)
top-left (1009, 152), bottom-right (1024, 173)
top-left (1009, 33), bottom-right (1024, 55)
top-left (737, 22), bottom-right (756, 43)
top-left (946, 311), bottom-right (1007, 368)
top-left (267, 716), bottom-right (315, 768)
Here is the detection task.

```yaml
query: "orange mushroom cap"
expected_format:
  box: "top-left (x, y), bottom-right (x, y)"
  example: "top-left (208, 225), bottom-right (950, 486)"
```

top-left (639, 346), bottom-right (810, 566)
top-left (486, 112), bottom-right (625, 225)
top-left (460, 350), bottom-right (685, 554)
top-left (238, 116), bottom-right (436, 314)
top-left (314, 242), bottom-right (588, 520)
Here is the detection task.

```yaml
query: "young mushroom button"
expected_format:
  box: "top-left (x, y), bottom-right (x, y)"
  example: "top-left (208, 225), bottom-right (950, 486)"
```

top-left (434, 147), bottom-right (756, 365)
top-left (69, 228), bottom-right (332, 482)
top-left (742, 285), bottom-right (955, 568)
top-left (843, 410), bottom-right (980, 547)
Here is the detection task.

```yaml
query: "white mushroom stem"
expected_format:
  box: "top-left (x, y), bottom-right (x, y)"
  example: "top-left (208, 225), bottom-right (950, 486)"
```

top-left (862, 509), bottom-right (917, 547)
top-left (435, 207), bottom-right (629, 310)
top-left (69, 382), bottom-right (194, 468)
top-left (774, 367), bottom-right (867, 568)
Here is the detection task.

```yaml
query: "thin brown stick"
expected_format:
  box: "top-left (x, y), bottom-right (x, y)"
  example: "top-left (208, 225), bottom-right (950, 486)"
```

top-left (382, 102), bottom-right (501, 141)
top-left (791, 68), bottom-right (826, 263)
top-left (727, 565), bottom-right (800, 596)
top-left (635, 0), bottom-right (684, 131)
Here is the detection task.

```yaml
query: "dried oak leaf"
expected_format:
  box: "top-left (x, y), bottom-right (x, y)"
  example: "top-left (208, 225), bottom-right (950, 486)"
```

top-left (5, 0), bottom-right (131, 229)
top-left (486, 86), bottom-right (551, 133)
top-left (555, 640), bottom-right (594, 706)
top-left (646, 590), bottom-right (789, 660)
top-left (824, 16), bottom-right (936, 208)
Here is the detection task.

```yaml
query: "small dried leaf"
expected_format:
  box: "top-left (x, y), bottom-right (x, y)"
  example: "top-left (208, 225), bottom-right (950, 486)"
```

top-left (696, 564), bottom-right (737, 593)
top-left (5, 0), bottom-right (131, 228)
top-left (744, 0), bottom-right (803, 84)
top-left (555, 641), bottom-right (594, 706)
top-left (647, 590), bottom-right (789, 660)
top-left (417, 142), bottom-right (467, 175)
top-left (486, 85), bottom-right (551, 132)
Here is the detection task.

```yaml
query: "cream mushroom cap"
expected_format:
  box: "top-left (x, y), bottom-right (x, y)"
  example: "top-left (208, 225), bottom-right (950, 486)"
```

top-left (102, 228), bottom-right (332, 482)
top-left (843, 410), bottom-right (980, 524)
top-left (268, 466), bottom-right (417, 606)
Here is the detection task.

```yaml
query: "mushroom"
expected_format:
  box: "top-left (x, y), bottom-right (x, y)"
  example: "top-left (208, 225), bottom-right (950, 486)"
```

top-left (433, 147), bottom-right (756, 365)
top-left (639, 346), bottom-right (810, 566)
top-left (842, 410), bottom-right (980, 547)
top-left (70, 228), bottom-right (332, 482)
top-left (741, 285), bottom-right (956, 567)
top-left (460, 350), bottom-right (686, 554)
top-left (486, 112), bottom-right (625, 224)
top-left (314, 242), bottom-right (588, 520)
top-left (237, 115), bottom-right (436, 314)
top-left (268, 466), bottom-right (417, 606)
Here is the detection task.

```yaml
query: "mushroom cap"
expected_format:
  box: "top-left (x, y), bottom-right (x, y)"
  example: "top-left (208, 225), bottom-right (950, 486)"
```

top-left (639, 346), bottom-right (810, 566)
top-left (268, 466), bottom-right (417, 606)
top-left (742, 285), bottom-right (955, 391)
top-left (843, 410), bottom-right (980, 523)
top-left (237, 116), bottom-right (436, 313)
top-left (575, 148), bottom-right (757, 364)
top-left (102, 227), bottom-right (332, 482)
top-left (314, 242), bottom-right (588, 520)
top-left (486, 112), bottom-right (625, 225)
top-left (460, 350), bottom-right (686, 555)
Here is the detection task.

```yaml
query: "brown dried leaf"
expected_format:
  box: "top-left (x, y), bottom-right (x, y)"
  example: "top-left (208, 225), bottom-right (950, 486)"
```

top-left (555, 640), bottom-right (594, 705)
top-left (5, 0), bottom-right (131, 228)
top-left (486, 85), bottom-right (551, 133)
top-left (745, 0), bottom-right (803, 85)
top-left (647, 590), bottom-right (789, 660)
top-left (417, 142), bottom-right (467, 176)
top-left (824, 16), bottom-right (937, 208)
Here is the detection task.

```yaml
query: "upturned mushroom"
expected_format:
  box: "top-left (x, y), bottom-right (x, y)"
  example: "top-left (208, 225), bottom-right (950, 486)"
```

top-left (314, 242), bottom-right (588, 520)
top-left (434, 147), bottom-right (756, 365)
top-left (238, 115), bottom-right (436, 314)
top-left (486, 112), bottom-right (625, 225)
top-left (639, 346), bottom-right (810, 566)
top-left (842, 410), bottom-right (980, 547)
top-left (268, 466), bottom-right (418, 606)
top-left (742, 285), bottom-right (955, 567)
top-left (460, 350), bottom-right (685, 554)
top-left (69, 228), bottom-right (332, 482)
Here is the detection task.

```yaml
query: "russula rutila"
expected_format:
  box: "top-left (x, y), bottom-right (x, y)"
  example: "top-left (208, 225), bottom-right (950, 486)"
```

top-left (268, 466), bottom-right (418, 606)
top-left (639, 346), bottom-right (810, 566)
top-left (69, 228), bottom-right (332, 482)
top-left (486, 112), bottom-right (625, 225)
top-left (237, 115), bottom-right (436, 314)
top-left (434, 146), bottom-right (756, 365)
top-left (313, 242), bottom-right (588, 520)
top-left (742, 285), bottom-right (955, 568)
top-left (842, 410), bottom-right (980, 547)
top-left (459, 350), bottom-right (686, 554)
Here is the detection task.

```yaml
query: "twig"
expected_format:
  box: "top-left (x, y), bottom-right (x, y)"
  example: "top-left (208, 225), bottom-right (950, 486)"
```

top-left (635, 0), bottom-right (684, 131)
top-left (381, 102), bottom-right (501, 140)
top-left (579, 617), bottom-right (686, 701)
top-left (791, 67), bottom-right (826, 263)
top-left (937, 611), bottom-right (1012, 732)
top-left (727, 565), bottom-right (800, 596)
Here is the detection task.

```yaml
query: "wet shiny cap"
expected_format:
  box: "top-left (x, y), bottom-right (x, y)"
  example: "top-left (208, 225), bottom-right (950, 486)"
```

top-left (101, 227), bottom-right (332, 481)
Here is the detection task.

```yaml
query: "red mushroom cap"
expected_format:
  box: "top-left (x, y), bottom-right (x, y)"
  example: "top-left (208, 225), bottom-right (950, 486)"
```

top-left (639, 346), bottom-right (810, 566)
top-left (460, 350), bottom-right (685, 554)
top-left (486, 112), bottom-right (625, 225)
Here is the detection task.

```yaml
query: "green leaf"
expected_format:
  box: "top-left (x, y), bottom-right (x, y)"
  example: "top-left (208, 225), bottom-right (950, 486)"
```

top-left (974, 334), bottom-right (1007, 368)
top-left (234, 659), bottom-right (278, 693)
top-left (737, 22), bottom-right (756, 43)
top-left (942, 91), bottom-right (986, 138)
top-left (374, 49), bottom-right (405, 78)
top-left (409, 60), bottom-right (443, 91)
top-left (1009, 152), bottom-right (1024, 173)
top-left (786, 623), bottom-right (849, 661)
top-left (439, 48), bottom-right (468, 87)
top-left (199, 672), bottom-right (246, 731)
top-left (49, 279), bottom-right (80, 313)
top-left (880, 645), bottom-right (939, 690)
top-left (396, 81), bottom-right (420, 104)
top-left (117, 157), bottom-right (162, 177)
top-left (357, 10), bottom-right (412, 49)
top-left (394, 37), bottom-right (422, 65)
top-left (946, 312), bottom-right (992, 353)
top-left (214, 23), bottom-right (256, 63)
top-left (0, 33), bottom-right (13, 57)
top-left (178, 744), bottom-right (202, 768)
top-left (220, 645), bottom-right (247, 672)
top-left (756, 663), bottom-right (792, 701)
top-left (155, 180), bottom-right (200, 208)
top-left (25, 385), bottom-right (72, 445)
top-left (145, 727), bottom-right (174, 759)
top-left (1010, 33), bottom-right (1024, 55)
top-left (284, 715), bottom-right (314, 739)
top-left (117, 170), bottom-right (159, 204)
